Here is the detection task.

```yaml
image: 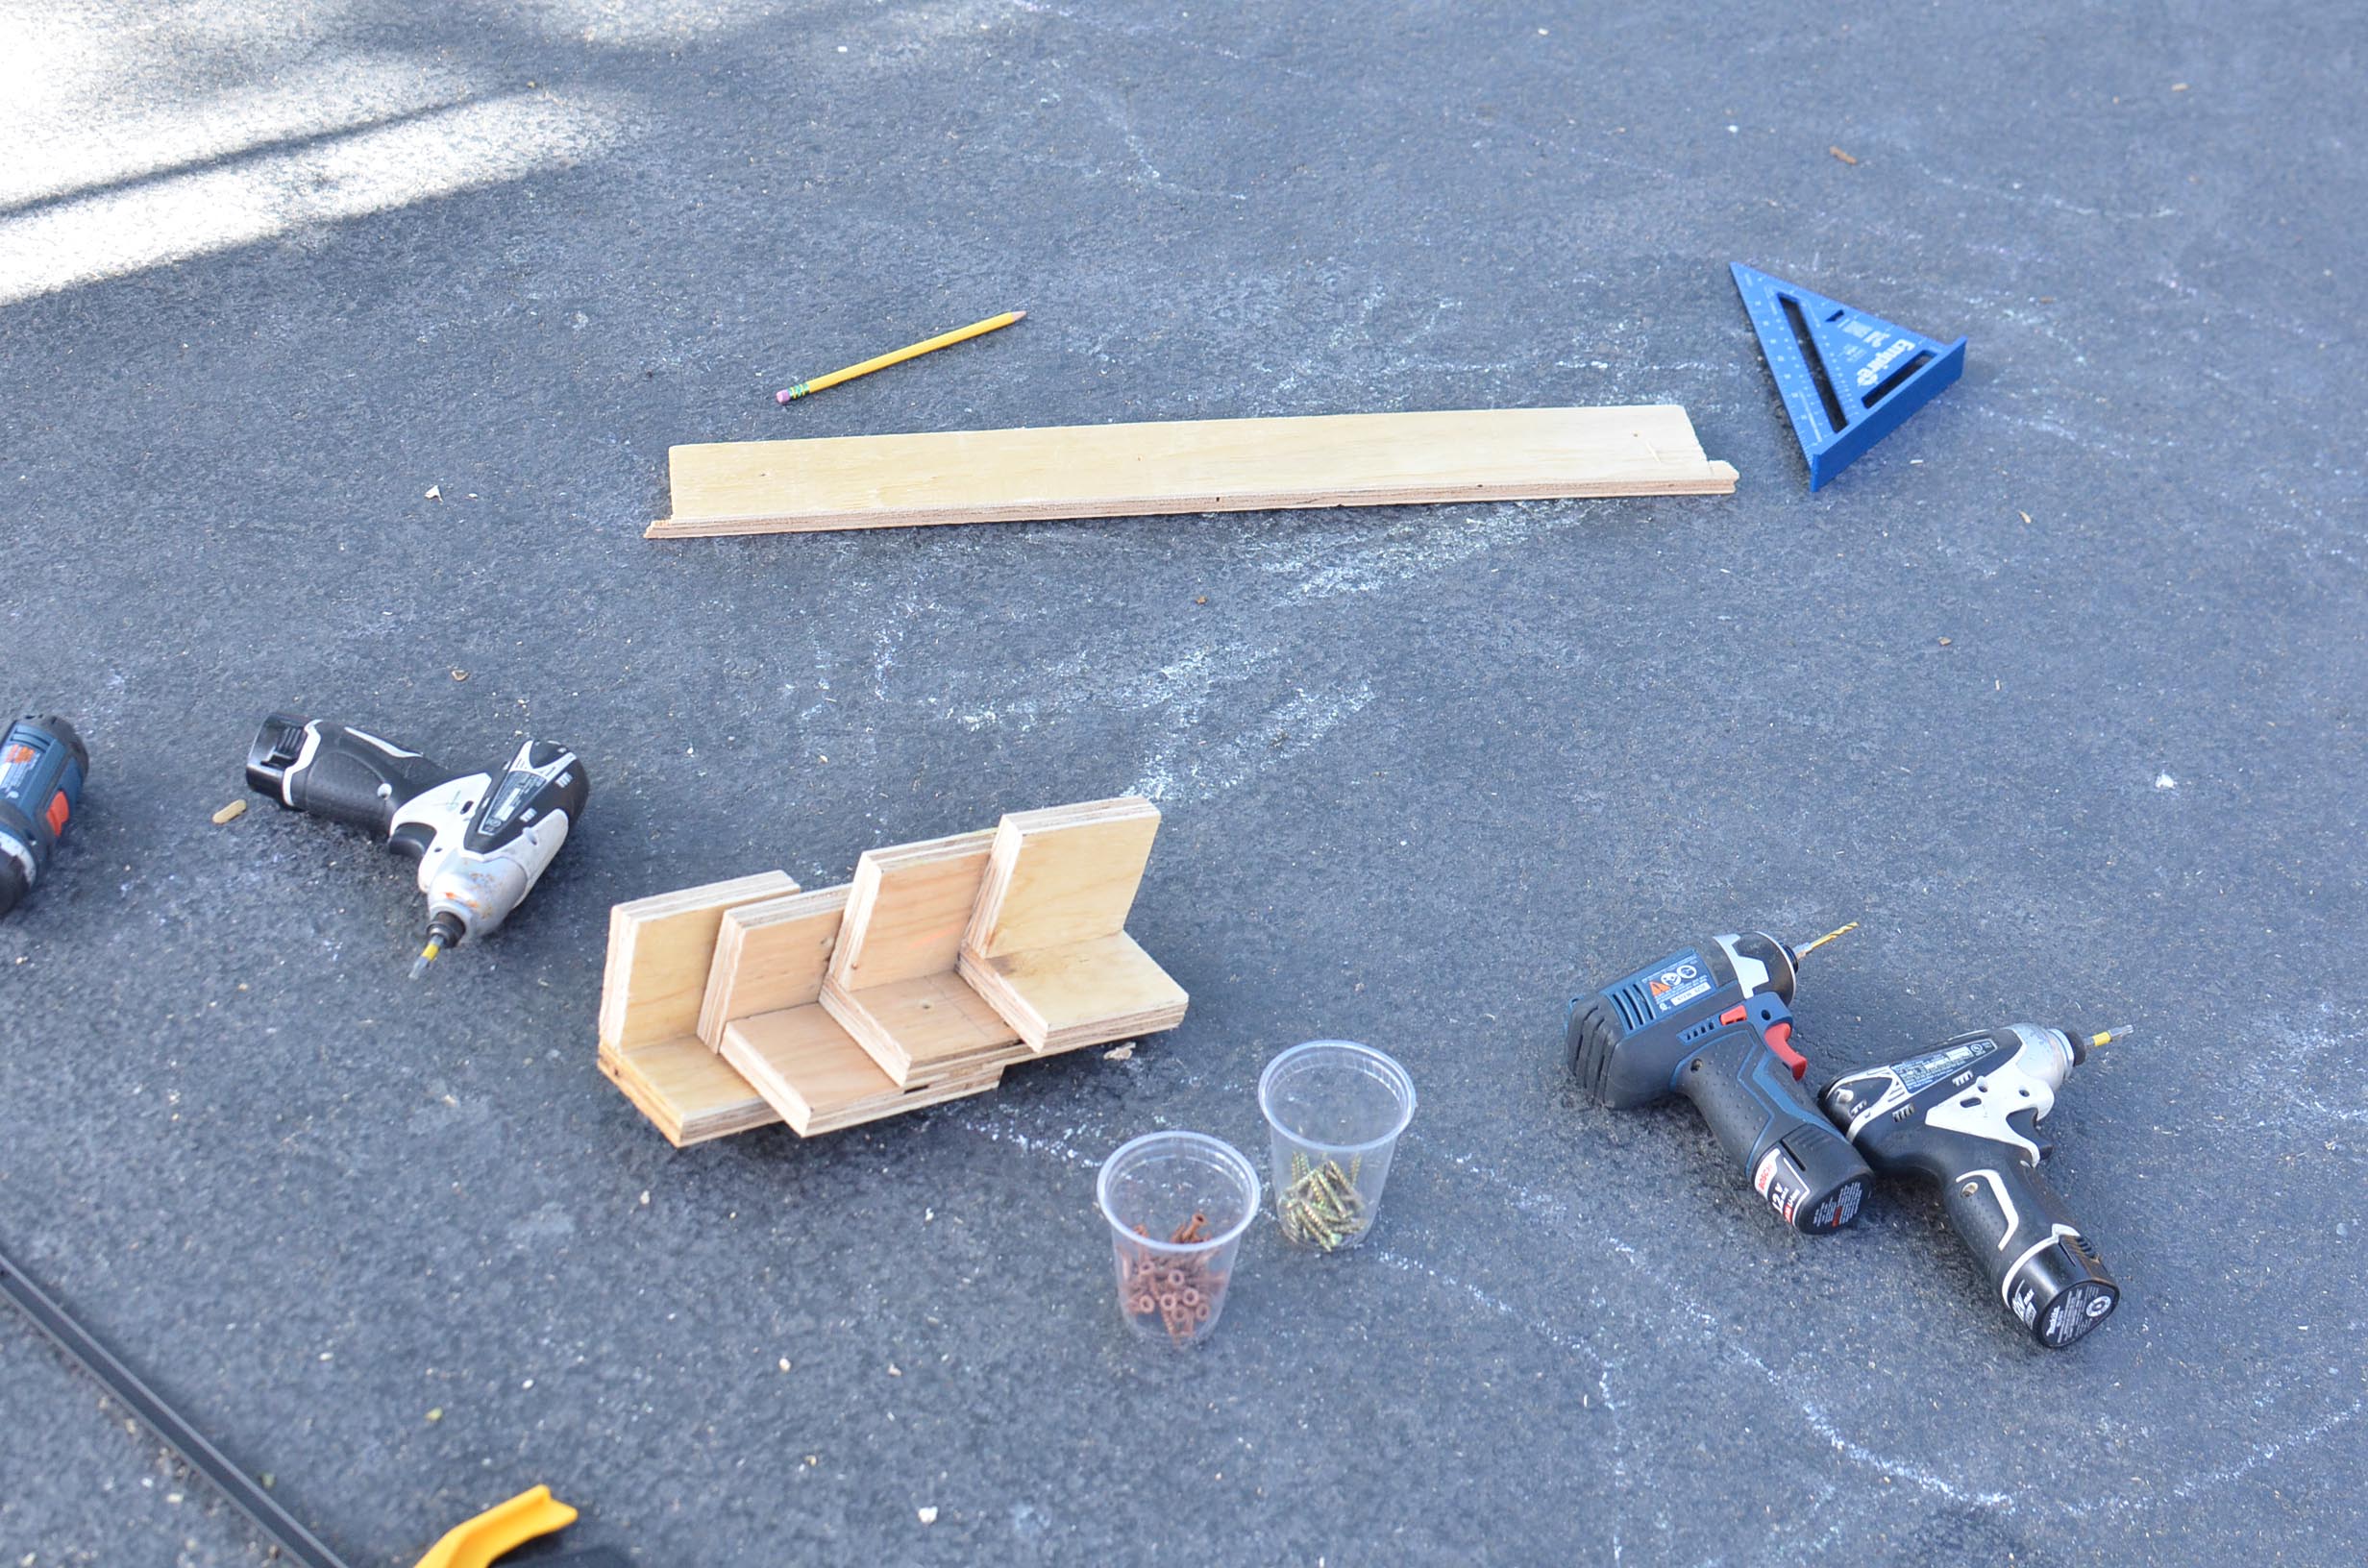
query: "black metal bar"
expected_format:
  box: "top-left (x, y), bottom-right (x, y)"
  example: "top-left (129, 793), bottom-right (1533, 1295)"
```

top-left (0, 1240), bottom-right (351, 1568)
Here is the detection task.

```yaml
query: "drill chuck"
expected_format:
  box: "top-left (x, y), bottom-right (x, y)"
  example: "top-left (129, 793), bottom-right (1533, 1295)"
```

top-left (0, 714), bottom-right (89, 918)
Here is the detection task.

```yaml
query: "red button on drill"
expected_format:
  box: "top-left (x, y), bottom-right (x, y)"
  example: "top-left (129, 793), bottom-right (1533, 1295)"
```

top-left (1764, 1019), bottom-right (1808, 1081)
top-left (1719, 1004), bottom-right (1747, 1025)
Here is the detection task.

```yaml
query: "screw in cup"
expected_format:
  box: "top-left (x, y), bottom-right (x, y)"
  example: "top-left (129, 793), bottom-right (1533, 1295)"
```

top-left (1258, 1041), bottom-right (1417, 1251)
top-left (1096, 1131), bottom-right (1260, 1347)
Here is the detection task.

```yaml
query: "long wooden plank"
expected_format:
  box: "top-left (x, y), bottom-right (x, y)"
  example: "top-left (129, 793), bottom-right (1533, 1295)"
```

top-left (600, 871), bottom-right (799, 1051)
top-left (696, 885), bottom-right (851, 1048)
top-left (649, 404), bottom-right (1738, 537)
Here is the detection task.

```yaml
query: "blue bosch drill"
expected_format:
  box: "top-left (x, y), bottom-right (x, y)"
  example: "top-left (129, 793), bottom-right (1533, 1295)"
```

top-left (0, 714), bottom-right (88, 918)
top-left (1566, 925), bottom-right (1870, 1233)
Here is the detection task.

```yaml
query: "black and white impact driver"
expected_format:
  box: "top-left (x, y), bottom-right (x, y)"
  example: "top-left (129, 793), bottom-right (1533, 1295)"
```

top-left (1821, 1023), bottom-right (2128, 1349)
top-left (246, 714), bottom-right (589, 975)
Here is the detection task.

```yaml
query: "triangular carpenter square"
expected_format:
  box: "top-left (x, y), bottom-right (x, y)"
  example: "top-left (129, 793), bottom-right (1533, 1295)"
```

top-left (1731, 263), bottom-right (1966, 490)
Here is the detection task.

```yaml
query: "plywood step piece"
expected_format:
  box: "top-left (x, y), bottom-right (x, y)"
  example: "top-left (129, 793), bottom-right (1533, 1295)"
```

top-left (649, 404), bottom-right (1739, 537)
top-left (827, 830), bottom-right (997, 989)
top-left (720, 1005), bottom-right (1003, 1136)
top-left (601, 871), bottom-right (800, 1052)
top-left (600, 1035), bottom-right (778, 1147)
top-left (958, 796), bottom-right (1188, 1053)
top-left (825, 971), bottom-right (1028, 1086)
top-left (697, 885), bottom-right (851, 1048)
top-left (820, 829), bottom-right (1026, 1086)
top-left (963, 931), bottom-right (1188, 1055)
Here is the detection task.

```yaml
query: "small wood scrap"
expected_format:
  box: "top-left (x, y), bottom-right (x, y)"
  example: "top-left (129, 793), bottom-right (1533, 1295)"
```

top-left (647, 404), bottom-right (1737, 538)
top-left (597, 799), bottom-right (1189, 1146)
top-left (1829, 145), bottom-right (1859, 165)
top-left (210, 800), bottom-right (247, 824)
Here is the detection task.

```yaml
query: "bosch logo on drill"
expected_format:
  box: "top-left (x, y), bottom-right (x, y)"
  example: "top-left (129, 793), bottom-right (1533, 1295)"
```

top-left (1752, 1148), bottom-right (1790, 1219)
top-left (1753, 1145), bottom-right (1813, 1226)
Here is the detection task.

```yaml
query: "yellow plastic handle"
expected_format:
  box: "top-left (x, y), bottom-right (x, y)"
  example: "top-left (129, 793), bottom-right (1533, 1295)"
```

top-left (413, 1485), bottom-right (578, 1568)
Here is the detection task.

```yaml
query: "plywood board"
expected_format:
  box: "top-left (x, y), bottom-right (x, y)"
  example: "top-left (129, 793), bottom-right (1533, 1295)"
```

top-left (649, 404), bottom-right (1739, 537)
top-left (818, 828), bottom-right (1027, 1083)
top-left (957, 798), bottom-right (1186, 1053)
top-left (696, 885), bottom-right (851, 1048)
top-left (826, 830), bottom-right (997, 992)
top-left (964, 797), bottom-right (1159, 959)
top-left (720, 1004), bottom-right (1003, 1136)
top-left (600, 871), bottom-right (799, 1051)
top-left (962, 931), bottom-right (1188, 1055)
top-left (822, 969), bottom-right (1027, 1086)
top-left (601, 1034), bottom-right (779, 1146)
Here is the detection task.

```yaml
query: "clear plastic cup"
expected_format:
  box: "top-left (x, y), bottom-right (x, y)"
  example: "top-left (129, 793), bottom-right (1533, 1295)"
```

top-left (1097, 1131), bottom-right (1259, 1347)
top-left (1259, 1041), bottom-right (1416, 1251)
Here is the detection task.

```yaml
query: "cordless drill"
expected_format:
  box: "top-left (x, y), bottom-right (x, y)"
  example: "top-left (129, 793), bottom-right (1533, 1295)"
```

top-left (0, 714), bottom-right (88, 918)
top-left (1566, 928), bottom-right (1872, 1233)
top-left (1822, 1023), bottom-right (2126, 1349)
top-left (245, 715), bottom-right (588, 975)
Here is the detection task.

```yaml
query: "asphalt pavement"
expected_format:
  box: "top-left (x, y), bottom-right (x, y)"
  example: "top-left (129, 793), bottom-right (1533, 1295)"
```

top-left (1, 2), bottom-right (2361, 1563)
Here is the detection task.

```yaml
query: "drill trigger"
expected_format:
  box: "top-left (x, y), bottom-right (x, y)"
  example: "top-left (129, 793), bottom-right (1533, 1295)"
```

top-left (1750, 995), bottom-right (1809, 1081)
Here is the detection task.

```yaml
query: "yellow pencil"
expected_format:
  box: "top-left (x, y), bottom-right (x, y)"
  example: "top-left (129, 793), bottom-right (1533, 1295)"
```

top-left (776, 310), bottom-right (1026, 403)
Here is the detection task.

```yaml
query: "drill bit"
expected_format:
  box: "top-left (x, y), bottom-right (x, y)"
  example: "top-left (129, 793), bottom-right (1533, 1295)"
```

top-left (410, 914), bottom-right (463, 979)
top-left (1792, 921), bottom-right (1860, 961)
top-left (2086, 1023), bottom-right (2134, 1048)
